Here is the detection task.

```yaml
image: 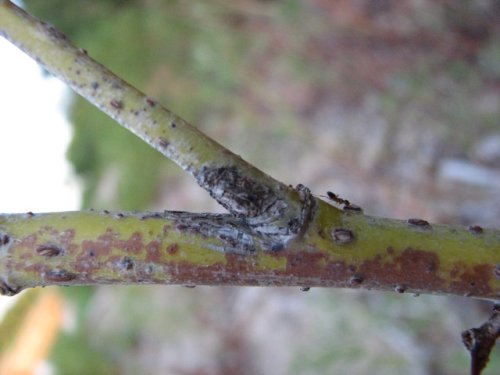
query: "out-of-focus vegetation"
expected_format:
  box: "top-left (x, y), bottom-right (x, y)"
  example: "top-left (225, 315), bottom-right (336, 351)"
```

top-left (0, 290), bottom-right (38, 354)
top-left (25, 0), bottom-right (500, 214)
top-left (18, 1), bottom-right (500, 374)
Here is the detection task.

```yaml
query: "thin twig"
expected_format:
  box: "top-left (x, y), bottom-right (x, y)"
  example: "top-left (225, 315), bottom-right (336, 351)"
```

top-left (0, 0), bottom-right (310, 243)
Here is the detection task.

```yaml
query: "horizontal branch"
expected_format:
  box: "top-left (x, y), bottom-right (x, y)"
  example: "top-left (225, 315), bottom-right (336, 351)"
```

top-left (1, 204), bottom-right (499, 300)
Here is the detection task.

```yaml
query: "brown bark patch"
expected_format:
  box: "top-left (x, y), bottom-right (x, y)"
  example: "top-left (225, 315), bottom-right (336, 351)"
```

top-left (449, 264), bottom-right (493, 297)
top-left (359, 247), bottom-right (444, 293)
top-left (145, 240), bottom-right (161, 262)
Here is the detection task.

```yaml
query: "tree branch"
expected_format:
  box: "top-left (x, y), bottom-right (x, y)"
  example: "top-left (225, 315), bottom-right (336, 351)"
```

top-left (0, 0), bottom-right (500, 304)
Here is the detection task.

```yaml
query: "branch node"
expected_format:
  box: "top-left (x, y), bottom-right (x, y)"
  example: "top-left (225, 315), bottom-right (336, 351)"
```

top-left (462, 303), bottom-right (500, 375)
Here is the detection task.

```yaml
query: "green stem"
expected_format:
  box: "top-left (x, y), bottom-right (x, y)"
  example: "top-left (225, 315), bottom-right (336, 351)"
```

top-left (0, 0), bottom-right (307, 239)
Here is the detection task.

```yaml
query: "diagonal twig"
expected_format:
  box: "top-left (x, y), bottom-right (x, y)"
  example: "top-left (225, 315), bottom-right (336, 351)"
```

top-left (0, 0), bottom-right (313, 246)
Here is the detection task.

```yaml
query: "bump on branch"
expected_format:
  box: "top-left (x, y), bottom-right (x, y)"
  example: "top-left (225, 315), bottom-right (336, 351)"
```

top-left (462, 304), bottom-right (500, 375)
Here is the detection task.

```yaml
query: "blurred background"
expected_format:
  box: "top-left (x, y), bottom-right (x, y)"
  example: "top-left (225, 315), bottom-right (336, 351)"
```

top-left (1, 0), bottom-right (500, 374)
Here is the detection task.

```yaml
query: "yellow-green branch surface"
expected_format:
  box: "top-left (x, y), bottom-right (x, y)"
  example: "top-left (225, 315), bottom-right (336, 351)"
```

top-left (1, 0), bottom-right (500, 300)
top-left (1, 203), bottom-right (499, 299)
